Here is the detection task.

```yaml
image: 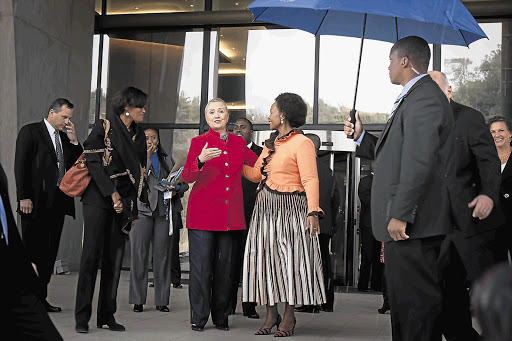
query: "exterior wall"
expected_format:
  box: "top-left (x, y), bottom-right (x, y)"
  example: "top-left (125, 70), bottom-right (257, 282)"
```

top-left (0, 0), bottom-right (95, 270)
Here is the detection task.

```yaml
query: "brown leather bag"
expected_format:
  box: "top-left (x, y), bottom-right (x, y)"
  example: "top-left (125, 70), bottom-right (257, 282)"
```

top-left (59, 119), bottom-right (110, 197)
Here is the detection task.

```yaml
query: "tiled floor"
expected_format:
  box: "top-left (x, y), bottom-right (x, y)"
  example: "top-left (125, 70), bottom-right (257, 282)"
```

top-left (46, 271), bottom-right (394, 341)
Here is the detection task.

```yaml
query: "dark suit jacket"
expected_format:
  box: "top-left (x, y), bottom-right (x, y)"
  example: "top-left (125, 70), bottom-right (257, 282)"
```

top-left (14, 120), bottom-right (83, 219)
top-left (242, 143), bottom-right (263, 226)
top-left (0, 163), bottom-right (40, 295)
top-left (317, 159), bottom-right (340, 236)
top-left (358, 174), bottom-right (373, 229)
top-left (449, 100), bottom-right (503, 236)
top-left (499, 160), bottom-right (512, 226)
top-left (357, 75), bottom-right (455, 242)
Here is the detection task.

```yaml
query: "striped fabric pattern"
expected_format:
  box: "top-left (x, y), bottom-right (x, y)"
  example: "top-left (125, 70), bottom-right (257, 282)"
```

top-left (243, 186), bottom-right (326, 306)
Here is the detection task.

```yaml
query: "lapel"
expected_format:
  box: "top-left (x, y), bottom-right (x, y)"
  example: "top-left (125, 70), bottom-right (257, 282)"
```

top-left (38, 120), bottom-right (58, 164)
top-left (502, 159), bottom-right (512, 181)
top-left (374, 76), bottom-right (431, 155)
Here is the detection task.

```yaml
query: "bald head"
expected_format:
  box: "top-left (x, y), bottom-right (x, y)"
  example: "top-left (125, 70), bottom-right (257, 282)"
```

top-left (428, 71), bottom-right (452, 102)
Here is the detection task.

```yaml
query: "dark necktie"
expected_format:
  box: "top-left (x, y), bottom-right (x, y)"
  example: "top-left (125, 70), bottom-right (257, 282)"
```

top-left (55, 130), bottom-right (65, 186)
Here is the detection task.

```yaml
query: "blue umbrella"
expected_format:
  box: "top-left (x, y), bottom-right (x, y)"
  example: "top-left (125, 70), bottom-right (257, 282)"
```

top-left (247, 0), bottom-right (488, 136)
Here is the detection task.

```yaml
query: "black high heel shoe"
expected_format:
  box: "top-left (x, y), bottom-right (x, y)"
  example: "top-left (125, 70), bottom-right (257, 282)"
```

top-left (255, 314), bottom-right (282, 335)
top-left (377, 301), bottom-right (390, 314)
top-left (133, 304), bottom-right (143, 312)
top-left (274, 318), bottom-right (296, 337)
top-left (97, 316), bottom-right (125, 331)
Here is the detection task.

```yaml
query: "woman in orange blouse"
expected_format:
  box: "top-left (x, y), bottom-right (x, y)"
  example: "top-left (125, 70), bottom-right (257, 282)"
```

top-left (242, 93), bottom-right (325, 337)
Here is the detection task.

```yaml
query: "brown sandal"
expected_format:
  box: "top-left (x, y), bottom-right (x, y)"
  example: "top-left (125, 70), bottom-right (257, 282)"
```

top-left (255, 314), bottom-right (282, 335)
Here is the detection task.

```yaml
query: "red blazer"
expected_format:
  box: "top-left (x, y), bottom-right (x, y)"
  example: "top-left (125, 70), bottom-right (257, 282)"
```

top-left (182, 129), bottom-right (258, 231)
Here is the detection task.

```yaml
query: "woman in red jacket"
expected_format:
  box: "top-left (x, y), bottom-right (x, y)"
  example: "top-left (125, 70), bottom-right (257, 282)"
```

top-left (182, 98), bottom-right (258, 332)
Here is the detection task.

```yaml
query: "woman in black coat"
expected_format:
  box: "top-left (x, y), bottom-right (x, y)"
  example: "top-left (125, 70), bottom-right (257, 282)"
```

top-left (74, 87), bottom-right (149, 333)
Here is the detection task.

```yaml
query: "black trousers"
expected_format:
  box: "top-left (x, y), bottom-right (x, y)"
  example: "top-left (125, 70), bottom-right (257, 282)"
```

top-left (318, 233), bottom-right (335, 309)
top-left (441, 235), bottom-right (480, 341)
top-left (385, 236), bottom-right (447, 341)
top-left (21, 189), bottom-right (66, 300)
top-left (230, 229), bottom-right (257, 314)
top-left (75, 204), bottom-right (126, 325)
top-left (7, 289), bottom-right (63, 340)
top-left (170, 227), bottom-right (182, 286)
top-left (358, 225), bottom-right (383, 291)
top-left (188, 229), bottom-right (235, 327)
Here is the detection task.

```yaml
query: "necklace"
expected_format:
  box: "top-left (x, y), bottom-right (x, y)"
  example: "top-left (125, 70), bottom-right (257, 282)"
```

top-left (499, 151), bottom-right (511, 160)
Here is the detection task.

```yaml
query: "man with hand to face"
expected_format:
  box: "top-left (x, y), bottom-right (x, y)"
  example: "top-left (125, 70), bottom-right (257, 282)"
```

top-left (15, 98), bottom-right (83, 313)
top-left (344, 36), bottom-right (455, 341)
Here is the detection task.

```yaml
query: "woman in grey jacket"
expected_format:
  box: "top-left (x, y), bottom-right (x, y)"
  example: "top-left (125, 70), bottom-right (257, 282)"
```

top-left (129, 128), bottom-right (188, 313)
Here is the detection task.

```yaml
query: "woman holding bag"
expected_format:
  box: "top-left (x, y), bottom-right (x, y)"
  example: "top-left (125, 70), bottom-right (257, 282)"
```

top-left (74, 86), bottom-right (149, 334)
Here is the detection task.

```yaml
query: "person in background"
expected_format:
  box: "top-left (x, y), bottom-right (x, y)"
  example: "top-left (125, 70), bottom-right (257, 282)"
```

top-left (488, 116), bottom-right (512, 262)
top-left (295, 133), bottom-right (339, 313)
top-left (1, 162), bottom-right (63, 340)
top-left (75, 86), bottom-right (149, 333)
top-left (231, 117), bottom-right (262, 319)
top-left (243, 93), bottom-right (325, 337)
top-left (428, 70), bottom-right (502, 341)
top-left (130, 128), bottom-right (189, 313)
top-left (377, 242), bottom-right (390, 314)
top-left (471, 262), bottom-right (512, 341)
top-left (182, 98), bottom-right (258, 332)
top-left (357, 161), bottom-right (383, 293)
top-left (14, 98), bottom-right (83, 313)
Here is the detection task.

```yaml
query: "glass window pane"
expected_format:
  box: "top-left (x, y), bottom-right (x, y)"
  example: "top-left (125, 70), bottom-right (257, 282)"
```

top-left (104, 30), bottom-right (203, 124)
top-left (442, 23), bottom-right (503, 120)
top-left (319, 37), bottom-right (433, 124)
top-left (89, 35), bottom-right (100, 124)
top-left (245, 29), bottom-right (315, 124)
top-left (95, 0), bottom-right (102, 14)
top-left (107, 0), bottom-right (204, 14)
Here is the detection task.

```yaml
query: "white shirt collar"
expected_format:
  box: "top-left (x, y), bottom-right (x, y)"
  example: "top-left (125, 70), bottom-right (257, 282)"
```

top-left (247, 141), bottom-right (253, 149)
top-left (44, 118), bottom-right (57, 137)
top-left (399, 73), bottom-right (428, 99)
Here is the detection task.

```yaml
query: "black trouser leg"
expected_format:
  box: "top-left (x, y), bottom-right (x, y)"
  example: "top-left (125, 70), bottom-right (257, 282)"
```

top-left (188, 229), bottom-right (214, 327)
top-left (211, 231), bottom-right (235, 325)
top-left (385, 236), bottom-right (445, 341)
top-left (97, 213), bottom-right (126, 321)
top-left (21, 195), bottom-right (66, 301)
top-left (382, 265), bottom-right (388, 304)
top-left (319, 234), bottom-right (334, 309)
top-left (170, 215), bottom-right (183, 286)
top-left (75, 205), bottom-right (114, 325)
top-left (441, 236), bottom-right (479, 341)
top-left (370, 237), bottom-right (383, 291)
top-left (358, 226), bottom-right (372, 290)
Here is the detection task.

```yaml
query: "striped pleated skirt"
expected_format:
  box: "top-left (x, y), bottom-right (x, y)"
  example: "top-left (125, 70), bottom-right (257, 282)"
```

top-left (242, 186), bottom-right (326, 306)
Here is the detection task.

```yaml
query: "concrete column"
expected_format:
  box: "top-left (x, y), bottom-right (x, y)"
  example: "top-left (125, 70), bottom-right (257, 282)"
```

top-left (0, 0), bottom-right (95, 270)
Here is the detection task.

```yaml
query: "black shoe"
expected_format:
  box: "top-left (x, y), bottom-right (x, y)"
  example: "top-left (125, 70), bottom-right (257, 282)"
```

top-left (173, 283), bottom-right (183, 288)
top-left (321, 305), bottom-right (333, 312)
top-left (75, 324), bottom-right (89, 333)
top-left (358, 288), bottom-right (370, 292)
top-left (215, 323), bottom-right (230, 331)
top-left (44, 301), bottom-right (62, 313)
top-left (156, 305), bottom-right (169, 312)
top-left (294, 305), bottom-right (319, 313)
top-left (243, 311), bottom-right (260, 319)
top-left (191, 324), bottom-right (204, 332)
top-left (133, 304), bottom-right (143, 312)
top-left (377, 301), bottom-right (390, 314)
top-left (97, 316), bottom-right (125, 331)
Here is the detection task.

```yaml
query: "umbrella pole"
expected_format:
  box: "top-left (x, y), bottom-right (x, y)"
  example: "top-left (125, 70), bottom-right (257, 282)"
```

top-left (349, 14), bottom-right (367, 139)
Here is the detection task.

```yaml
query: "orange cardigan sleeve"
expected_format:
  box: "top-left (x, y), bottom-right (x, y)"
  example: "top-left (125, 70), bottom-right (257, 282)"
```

top-left (242, 147), bottom-right (268, 183)
top-left (296, 138), bottom-right (324, 215)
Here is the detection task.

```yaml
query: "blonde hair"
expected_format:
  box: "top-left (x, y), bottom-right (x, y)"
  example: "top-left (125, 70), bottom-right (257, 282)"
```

top-left (205, 98), bottom-right (229, 114)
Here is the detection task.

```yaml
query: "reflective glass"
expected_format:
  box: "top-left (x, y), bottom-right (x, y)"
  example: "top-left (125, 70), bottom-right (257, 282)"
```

top-left (103, 30), bottom-right (203, 123)
top-left (442, 23), bottom-right (503, 120)
top-left (212, 0), bottom-right (252, 11)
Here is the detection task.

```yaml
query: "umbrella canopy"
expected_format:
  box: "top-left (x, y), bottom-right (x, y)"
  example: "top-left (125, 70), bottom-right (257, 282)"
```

top-left (248, 0), bottom-right (487, 47)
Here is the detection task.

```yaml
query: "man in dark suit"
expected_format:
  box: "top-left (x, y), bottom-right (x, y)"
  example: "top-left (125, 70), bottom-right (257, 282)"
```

top-left (429, 71), bottom-right (502, 341)
top-left (15, 98), bottom-right (83, 312)
top-left (357, 161), bottom-right (383, 292)
top-left (294, 133), bottom-right (339, 313)
top-left (1, 162), bottom-right (63, 340)
top-left (231, 117), bottom-right (262, 319)
top-left (344, 36), bottom-right (455, 341)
